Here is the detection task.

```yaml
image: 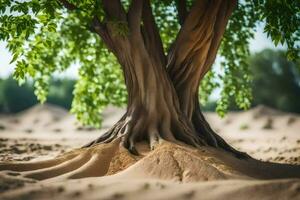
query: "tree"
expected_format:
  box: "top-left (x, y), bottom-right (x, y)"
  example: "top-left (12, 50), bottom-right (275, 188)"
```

top-left (250, 49), bottom-right (300, 113)
top-left (0, 77), bottom-right (76, 112)
top-left (47, 78), bottom-right (76, 109)
top-left (0, 0), bottom-right (299, 178)
top-left (0, 77), bottom-right (37, 113)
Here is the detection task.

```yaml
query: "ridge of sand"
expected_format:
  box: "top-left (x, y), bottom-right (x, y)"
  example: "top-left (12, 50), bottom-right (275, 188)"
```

top-left (0, 104), bottom-right (300, 199)
top-left (1, 141), bottom-right (300, 200)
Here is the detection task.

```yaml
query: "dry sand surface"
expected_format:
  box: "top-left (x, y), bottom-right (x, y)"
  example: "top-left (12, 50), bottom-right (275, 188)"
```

top-left (0, 104), bottom-right (299, 200)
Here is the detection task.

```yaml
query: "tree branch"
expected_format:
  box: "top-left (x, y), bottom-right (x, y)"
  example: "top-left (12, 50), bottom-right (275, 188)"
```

top-left (91, 16), bottom-right (117, 54)
top-left (166, 0), bottom-right (226, 118)
top-left (90, 0), bottom-right (128, 58)
top-left (201, 0), bottom-right (238, 78)
top-left (167, 0), bottom-right (222, 77)
top-left (102, 0), bottom-right (127, 21)
top-left (176, 0), bottom-right (188, 25)
top-left (141, 0), bottom-right (166, 66)
top-left (128, 0), bottom-right (143, 36)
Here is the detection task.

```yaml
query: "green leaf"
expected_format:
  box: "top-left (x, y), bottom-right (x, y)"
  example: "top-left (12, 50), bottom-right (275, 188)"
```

top-left (9, 52), bottom-right (19, 64)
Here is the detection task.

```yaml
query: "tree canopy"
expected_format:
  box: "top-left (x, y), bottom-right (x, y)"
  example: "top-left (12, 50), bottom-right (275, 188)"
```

top-left (0, 0), bottom-right (299, 127)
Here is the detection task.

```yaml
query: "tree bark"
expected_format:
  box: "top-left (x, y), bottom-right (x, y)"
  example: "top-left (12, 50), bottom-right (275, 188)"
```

top-left (166, 0), bottom-right (248, 157)
top-left (85, 0), bottom-right (208, 154)
top-left (167, 0), bottom-right (235, 119)
top-left (85, 0), bottom-right (248, 158)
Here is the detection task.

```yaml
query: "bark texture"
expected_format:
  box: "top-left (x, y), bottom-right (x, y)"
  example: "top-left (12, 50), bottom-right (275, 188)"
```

top-left (80, 0), bottom-right (247, 158)
top-left (167, 0), bottom-right (247, 157)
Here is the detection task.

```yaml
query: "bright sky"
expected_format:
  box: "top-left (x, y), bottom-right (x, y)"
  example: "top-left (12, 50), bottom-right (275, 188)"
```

top-left (0, 24), bottom-right (284, 78)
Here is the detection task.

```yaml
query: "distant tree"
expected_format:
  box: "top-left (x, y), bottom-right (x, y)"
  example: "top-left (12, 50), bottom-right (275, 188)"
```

top-left (47, 79), bottom-right (75, 109)
top-left (0, 77), bottom-right (75, 112)
top-left (0, 0), bottom-right (299, 158)
top-left (250, 49), bottom-right (300, 113)
top-left (0, 77), bottom-right (37, 113)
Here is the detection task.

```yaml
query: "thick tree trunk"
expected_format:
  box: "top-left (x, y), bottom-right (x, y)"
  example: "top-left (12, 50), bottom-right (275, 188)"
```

top-left (85, 0), bottom-right (248, 158)
top-left (168, 0), bottom-right (236, 119)
top-left (166, 0), bottom-right (248, 157)
top-left (85, 0), bottom-right (208, 154)
top-left (84, 40), bottom-right (207, 153)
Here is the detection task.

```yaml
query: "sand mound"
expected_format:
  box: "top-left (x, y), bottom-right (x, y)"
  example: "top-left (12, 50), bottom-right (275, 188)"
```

top-left (251, 105), bottom-right (284, 117)
top-left (116, 142), bottom-right (245, 182)
top-left (0, 104), bottom-right (69, 131)
top-left (116, 142), bottom-right (300, 182)
top-left (19, 104), bottom-right (68, 118)
top-left (17, 104), bottom-right (68, 129)
top-left (0, 104), bottom-right (126, 133)
top-left (1, 142), bottom-right (300, 200)
top-left (2, 141), bottom-right (299, 184)
top-left (0, 142), bottom-right (233, 183)
top-left (1, 104), bottom-right (300, 199)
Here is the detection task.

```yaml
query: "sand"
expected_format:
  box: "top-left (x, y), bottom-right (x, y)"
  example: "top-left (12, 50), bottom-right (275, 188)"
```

top-left (0, 104), bottom-right (299, 199)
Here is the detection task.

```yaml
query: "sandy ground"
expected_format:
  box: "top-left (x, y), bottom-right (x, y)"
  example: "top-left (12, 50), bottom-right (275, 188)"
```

top-left (0, 104), bottom-right (299, 199)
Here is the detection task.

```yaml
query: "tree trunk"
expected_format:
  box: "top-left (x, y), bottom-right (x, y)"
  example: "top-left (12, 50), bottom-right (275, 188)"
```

top-left (166, 0), bottom-right (248, 157)
top-left (86, 0), bottom-right (248, 158)
top-left (85, 0), bottom-right (208, 154)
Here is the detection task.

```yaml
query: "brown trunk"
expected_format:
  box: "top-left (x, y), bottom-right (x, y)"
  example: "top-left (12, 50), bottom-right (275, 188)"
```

top-left (167, 0), bottom-right (236, 119)
top-left (84, 37), bottom-right (207, 153)
top-left (86, 0), bottom-right (208, 154)
top-left (86, 0), bottom-right (248, 158)
top-left (166, 0), bottom-right (248, 157)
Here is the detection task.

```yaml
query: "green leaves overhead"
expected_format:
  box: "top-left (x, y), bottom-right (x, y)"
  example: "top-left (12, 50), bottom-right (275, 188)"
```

top-left (152, 0), bottom-right (180, 51)
top-left (71, 50), bottom-right (127, 127)
top-left (215, 1), bottom-right (258, 116)
top-left (0, 0), bottom-right (126, 126)
top-left (212, 0), bottom-right (299, 116)
top-left (257, 0), bottom-right (300, 60)
top-left (0, 0), bottom-right (299, 126)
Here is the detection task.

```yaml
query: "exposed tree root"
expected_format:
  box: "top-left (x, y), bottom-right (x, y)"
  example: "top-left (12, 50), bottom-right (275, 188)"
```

top-left (82, 109), bottom-right (249, 160)
top-left (0, 140), bottom-right (140, 181)
top-left (1, 141), bottom-right (300, 184)
top-left (83, 110), bottom-right (208, 157)
top-left (192, 107), bottom-right (251, 159)
top-left (0, 111), bottom-right (249, 184)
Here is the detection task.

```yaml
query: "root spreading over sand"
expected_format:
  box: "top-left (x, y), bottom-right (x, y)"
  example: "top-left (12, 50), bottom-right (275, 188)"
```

top-left (0, 104), bottom-right (300, 199)
top-left (1, 140), bottom-right (300, 199)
